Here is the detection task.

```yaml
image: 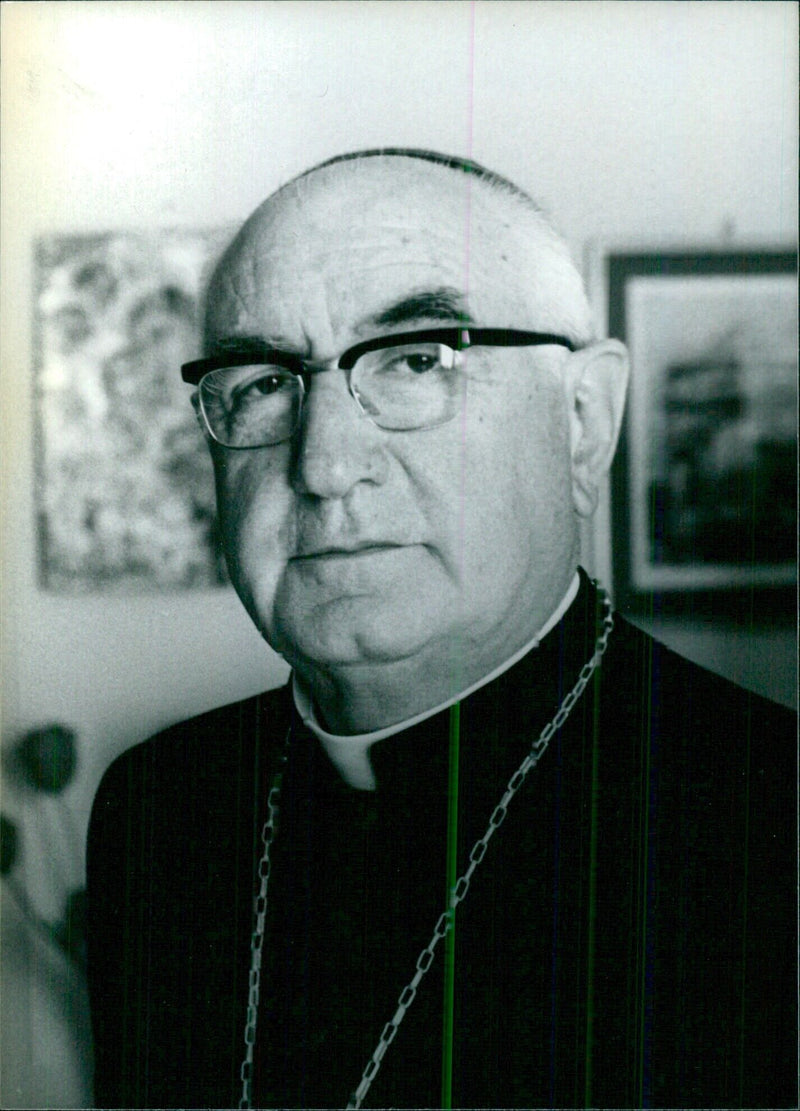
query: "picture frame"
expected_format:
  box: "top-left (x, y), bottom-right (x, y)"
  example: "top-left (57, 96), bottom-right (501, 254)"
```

top-left (33, 228), bottom-right (232, 593)
top-left (602, 250), bottom-right (797, 617)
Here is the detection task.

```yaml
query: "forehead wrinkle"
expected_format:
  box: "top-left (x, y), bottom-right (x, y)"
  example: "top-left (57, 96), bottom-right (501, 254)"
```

top-left (213, 241), bottom-right (263, 311)
top-left (208, 157), bottom-right (593, 347)
top-left (204, 270), bottom-right (255, 346)
top-left (228, 265), bottom-right (257, 316)
top-left (259, 167), bottom-right (523, 261)
top-left (261, 224), bottom-right (488, 265)
top-left (230, 166), bottom-right (524, 281)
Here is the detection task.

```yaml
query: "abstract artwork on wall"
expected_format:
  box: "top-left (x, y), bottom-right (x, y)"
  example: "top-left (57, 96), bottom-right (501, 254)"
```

top-left (34, 229), bottom-right (232, 592)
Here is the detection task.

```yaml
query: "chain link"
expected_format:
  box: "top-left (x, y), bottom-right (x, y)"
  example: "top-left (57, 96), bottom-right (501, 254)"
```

top-left (347, 586), bottom-right (613, 1108)
top-left (239, 585), bottom-right (613, 1111)
top-left (239, 729), bottom-right (290, 1110)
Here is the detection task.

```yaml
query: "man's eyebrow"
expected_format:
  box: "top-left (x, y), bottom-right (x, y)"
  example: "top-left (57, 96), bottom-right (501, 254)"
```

top-left (368, 288), bottom-right (473, 329)
top-left (206, 334), bottom-right (295, 359)
top-left (206, 291), bottom-right (472, 360)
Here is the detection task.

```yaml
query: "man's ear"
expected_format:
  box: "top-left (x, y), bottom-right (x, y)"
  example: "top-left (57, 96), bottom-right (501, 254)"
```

top-left (563, 339), bottom-right (629, 518)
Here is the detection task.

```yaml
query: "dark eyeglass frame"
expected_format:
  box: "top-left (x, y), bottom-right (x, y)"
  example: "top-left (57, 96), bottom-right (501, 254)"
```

top-left (180, 327), bottom-right (578, 385)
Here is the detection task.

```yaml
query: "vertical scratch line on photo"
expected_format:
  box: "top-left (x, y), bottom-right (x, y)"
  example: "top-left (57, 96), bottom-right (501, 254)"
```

top-left (442, 700), bottom-right (461, 1110)
top-left (442, 15), bottom-right (476, 1106)
top-left (457, 0), bottom-right (476, 588)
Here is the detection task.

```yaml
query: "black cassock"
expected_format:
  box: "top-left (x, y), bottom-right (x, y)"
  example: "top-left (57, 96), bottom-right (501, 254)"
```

top-left (87, 572), bottom-right (796, 1108)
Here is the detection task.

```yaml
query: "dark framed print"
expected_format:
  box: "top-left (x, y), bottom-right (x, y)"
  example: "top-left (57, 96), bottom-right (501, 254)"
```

top-left (606, 250), bottom-right (797, 616)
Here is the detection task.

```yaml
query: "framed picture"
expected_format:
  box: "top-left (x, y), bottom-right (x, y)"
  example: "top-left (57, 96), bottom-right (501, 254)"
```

top-left (34, 228), bottom-right (232, 592)
top-left (605, 250), bottom-right (797, 615)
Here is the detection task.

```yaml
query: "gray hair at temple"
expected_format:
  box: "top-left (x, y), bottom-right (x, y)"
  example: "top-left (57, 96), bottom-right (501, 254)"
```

top-left (212, 147), bottom-right (596, 348)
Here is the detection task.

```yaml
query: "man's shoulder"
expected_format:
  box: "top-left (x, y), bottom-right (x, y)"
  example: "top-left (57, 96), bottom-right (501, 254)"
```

top-left (576, 572), bottom-right (795, 732)
top-left (606, 611), bottom-right (796, 773)
top-left (610, 610), bottom-right (794, 709)
top-left (91, 683), bottom-right (292, 821)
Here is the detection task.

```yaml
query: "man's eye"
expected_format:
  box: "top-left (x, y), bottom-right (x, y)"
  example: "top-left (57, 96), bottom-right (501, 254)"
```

top-left (380, 346), bottom-right (444, 375)
top-left (403, 352), bottom-right (439, 374)
top-left (230, 368), bottom-right (293, 402)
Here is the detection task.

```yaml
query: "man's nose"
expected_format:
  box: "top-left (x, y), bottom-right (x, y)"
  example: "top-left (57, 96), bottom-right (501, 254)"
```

top-left (292, 372), bottom-right (389, 499)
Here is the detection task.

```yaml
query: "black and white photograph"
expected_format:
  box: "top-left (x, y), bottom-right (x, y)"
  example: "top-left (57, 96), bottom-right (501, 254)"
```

top-left (1, 4), bottom-right (797, 1109)
top-left (34, 229), bottom-right (230, 591)
top-left (603, 250), bottom-right (797, 602)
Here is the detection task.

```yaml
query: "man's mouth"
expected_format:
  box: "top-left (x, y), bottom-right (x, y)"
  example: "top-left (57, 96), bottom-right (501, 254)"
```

top-left (291, 542), bottom-right (408, 561)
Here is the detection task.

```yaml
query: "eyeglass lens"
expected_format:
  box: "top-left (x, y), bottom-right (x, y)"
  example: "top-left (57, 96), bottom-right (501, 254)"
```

top-left (198, 343), bottom-right (463, 448)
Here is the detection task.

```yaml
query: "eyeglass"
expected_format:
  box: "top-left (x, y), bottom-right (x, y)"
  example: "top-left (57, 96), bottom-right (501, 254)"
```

top-left (181, 327), bottom-right (577, 449)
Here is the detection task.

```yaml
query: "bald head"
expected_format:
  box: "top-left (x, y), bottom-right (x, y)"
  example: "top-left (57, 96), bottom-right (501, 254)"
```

top-left (205, 150), bottom-right (594, 352)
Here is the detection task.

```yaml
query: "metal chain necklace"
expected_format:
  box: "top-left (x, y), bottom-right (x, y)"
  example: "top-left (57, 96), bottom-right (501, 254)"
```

top-left (239, 585), bottom-right (614, 1110)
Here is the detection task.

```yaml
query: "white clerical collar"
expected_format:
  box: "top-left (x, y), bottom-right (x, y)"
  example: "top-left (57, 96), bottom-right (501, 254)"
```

top-left (293, 571), bottom-right (580, 791)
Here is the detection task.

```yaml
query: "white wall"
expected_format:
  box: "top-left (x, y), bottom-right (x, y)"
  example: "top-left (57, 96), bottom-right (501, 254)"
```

top-left (1, 4), bottom-right (797, 1105)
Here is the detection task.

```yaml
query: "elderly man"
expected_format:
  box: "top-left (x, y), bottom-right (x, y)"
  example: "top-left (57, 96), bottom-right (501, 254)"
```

top-left (87, 151), bottom-right (795, 1109)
